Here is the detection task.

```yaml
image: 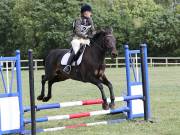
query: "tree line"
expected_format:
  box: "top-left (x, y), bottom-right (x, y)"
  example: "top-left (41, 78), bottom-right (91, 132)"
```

top-left (0, 0), bottom-right (179, 58)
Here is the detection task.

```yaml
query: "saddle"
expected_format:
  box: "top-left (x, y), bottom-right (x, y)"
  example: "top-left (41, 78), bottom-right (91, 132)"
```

top-left (61, 45), bottom-right (86, 66)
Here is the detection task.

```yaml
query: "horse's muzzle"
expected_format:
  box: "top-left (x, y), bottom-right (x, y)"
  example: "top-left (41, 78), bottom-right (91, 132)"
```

top-left (111, 50), bottom-right (117, 58)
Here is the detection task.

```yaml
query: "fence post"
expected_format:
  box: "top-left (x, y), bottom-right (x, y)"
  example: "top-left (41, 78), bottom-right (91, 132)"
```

top-left (124, 45), bottom-right (132, 120)
top-left (150, 58), bottom-right (153, 67)
top-left (15, 50), bottom-right (24, 134)
top-left (35, 60), bottom-right (38, 71)
top-left (6, 61), bottom-right (9, 93)
top-left (166, 58), bottom-right (168, 67)
top-left (28, 49), bottom-right (36, 135)
top-left (116, 58), bottom-right (118, 68)
top-left (140, 44), bottom-right (151, 121)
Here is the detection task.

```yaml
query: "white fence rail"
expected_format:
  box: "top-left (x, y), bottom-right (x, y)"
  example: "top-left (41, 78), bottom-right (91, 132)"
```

top-left (1, 57), bottom-right (180, 70)
top-left (105, 57), bottom-right (180, 68)
top-left (24, 57), bottom-right (180, 69)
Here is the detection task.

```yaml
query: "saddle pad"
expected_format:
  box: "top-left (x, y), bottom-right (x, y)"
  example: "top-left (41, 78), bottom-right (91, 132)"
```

top-left (61, 46), bottom-right (86, 66)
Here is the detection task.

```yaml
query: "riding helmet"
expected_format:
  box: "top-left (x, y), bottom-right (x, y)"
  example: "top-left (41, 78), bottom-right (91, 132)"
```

top-left (81, 4), bottom-right (92, 13)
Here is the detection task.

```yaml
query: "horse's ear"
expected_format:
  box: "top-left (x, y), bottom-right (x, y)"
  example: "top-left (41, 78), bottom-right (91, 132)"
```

top-left (95, 29), bottom-right (106, 36)
top-left (96, 29), bottom-right (104, 33)
top-left (100, 28), bottom-right (105, 33)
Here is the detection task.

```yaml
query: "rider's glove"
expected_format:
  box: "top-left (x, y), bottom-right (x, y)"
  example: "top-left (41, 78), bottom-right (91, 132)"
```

top-left (87, 35), bottom-right (93, 39)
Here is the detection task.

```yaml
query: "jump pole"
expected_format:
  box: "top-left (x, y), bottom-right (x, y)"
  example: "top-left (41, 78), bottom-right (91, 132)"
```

top-left (24, 107), bottom-right (129, 124)
top-left (23, 119), bottom-right (126, 134)
top-left (24, 95), bottom-right (142, 112)
top-left (28, 49), bottom-right (36, 135)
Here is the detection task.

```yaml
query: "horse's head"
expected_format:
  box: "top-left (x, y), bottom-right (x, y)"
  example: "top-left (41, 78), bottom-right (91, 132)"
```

top-left (93, 27), bottom-right (117, 58)
top-left (102, 28), bottom-right (117, 58)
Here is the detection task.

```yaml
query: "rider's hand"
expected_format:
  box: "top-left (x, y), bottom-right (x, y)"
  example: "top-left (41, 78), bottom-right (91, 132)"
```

top-left (87, 35), bottom-right (93, 39)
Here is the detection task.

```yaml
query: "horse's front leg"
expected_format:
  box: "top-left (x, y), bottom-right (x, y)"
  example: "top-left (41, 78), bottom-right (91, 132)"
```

top-left (101, 74), bottom-right (115, 109)
top-left (42, 75), bottom-right (61, 102)
top-left (90, 77), bottom-right (109, 110)
top-left (42, 80), bottom-right (53, 102)
top-left (37, 75), bottom-right (47, 100)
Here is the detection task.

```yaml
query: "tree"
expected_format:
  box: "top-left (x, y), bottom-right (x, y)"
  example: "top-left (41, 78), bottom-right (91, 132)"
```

top-left (12, 0), bottom-right (80, 58)
top-left (0, 0), bottom-right (15, 56)
top-left (142, 11), bottom-right (180, 56)
top-left (0, 0), bottom-right (179, 58)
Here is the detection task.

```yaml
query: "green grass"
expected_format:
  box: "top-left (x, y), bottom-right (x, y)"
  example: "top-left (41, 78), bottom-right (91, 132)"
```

top-left (2, 67), bottom-right (180, 135)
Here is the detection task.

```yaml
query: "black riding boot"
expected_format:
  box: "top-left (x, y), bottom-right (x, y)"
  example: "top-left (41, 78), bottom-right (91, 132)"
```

top-left (63, 51), bottom-right (75, 74)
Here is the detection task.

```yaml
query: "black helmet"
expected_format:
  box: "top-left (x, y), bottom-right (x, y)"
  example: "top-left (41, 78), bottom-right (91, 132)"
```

top-left (81, 4), bottom-right (92, 13)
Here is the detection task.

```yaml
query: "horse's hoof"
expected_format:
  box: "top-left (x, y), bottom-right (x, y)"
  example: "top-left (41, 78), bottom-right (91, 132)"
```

top-left (42, 97), bottom-right (51, 102)
top-left (109, 103), bottom-right (115, 109)
top-left (37, 95), bottom-right (44, 100)
top-left (102, 103), bottom-right (109, 110)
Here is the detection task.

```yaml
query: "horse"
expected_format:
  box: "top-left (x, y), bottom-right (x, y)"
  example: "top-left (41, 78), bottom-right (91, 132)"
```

top-left (37, 28), bottom-right (118, 110)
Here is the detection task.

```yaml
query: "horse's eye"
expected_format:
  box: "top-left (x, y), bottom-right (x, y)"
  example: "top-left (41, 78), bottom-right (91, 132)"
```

top-left (107, 39), bottom-right (112, 44)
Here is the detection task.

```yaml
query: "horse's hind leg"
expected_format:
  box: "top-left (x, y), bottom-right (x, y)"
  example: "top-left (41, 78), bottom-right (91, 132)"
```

top-left (37, 75), bottom-right (47, 100)
top-left (101, 74), bottom-right (115, 109)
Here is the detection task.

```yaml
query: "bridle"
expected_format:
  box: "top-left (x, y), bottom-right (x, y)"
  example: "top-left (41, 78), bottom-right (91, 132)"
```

top-left (102, 34), bottom-right (114, 49)
top-left (91, 34), bottom-right (114, 51)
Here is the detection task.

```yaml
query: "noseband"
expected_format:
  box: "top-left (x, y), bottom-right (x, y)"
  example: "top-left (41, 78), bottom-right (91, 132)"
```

top-left (104, 34), bottom-right (113, 38)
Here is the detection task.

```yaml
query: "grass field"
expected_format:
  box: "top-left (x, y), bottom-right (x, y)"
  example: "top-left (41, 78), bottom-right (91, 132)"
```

top-left (2, 66), bottom-right (180, 135)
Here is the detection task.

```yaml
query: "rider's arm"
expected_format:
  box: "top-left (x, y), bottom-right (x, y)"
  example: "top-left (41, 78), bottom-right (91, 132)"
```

top-left (74, 18), bottom-right (87, 38)
top-left (89, 17), bottom-right (96, 35)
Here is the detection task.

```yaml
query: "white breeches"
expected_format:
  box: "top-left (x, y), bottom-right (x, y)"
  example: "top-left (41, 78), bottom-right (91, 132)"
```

top-left (71, 38), bottom-right (90, 54)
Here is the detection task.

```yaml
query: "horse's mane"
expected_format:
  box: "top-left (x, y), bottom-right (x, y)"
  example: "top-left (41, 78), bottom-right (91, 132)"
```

top-left (92, 31), bottom-right (104, 41)
top-left (90, 28), bottom-right (113, 48)
top-left (92, 27), bottom-right (113, 41)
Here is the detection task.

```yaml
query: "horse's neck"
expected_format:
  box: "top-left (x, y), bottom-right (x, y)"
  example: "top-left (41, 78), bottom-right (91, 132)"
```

top-left (88, 40), bottom-right (106, 64)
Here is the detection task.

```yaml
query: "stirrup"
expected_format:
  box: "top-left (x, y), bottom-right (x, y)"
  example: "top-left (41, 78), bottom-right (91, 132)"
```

top-left (63, 65), bottom-right (71, 74)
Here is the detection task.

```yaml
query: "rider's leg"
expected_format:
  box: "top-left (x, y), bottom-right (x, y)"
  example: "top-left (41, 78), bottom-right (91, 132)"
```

top-left (63, 51), bottom-right (75, 73)
top-left (63, 38), bottom-right (80, 74)
top-left (72, 38), bottom-right (81, 54)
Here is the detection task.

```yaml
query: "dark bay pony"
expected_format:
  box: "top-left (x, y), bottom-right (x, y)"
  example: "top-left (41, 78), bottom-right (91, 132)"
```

top-left (37, 28), bottom-right (117, 110)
